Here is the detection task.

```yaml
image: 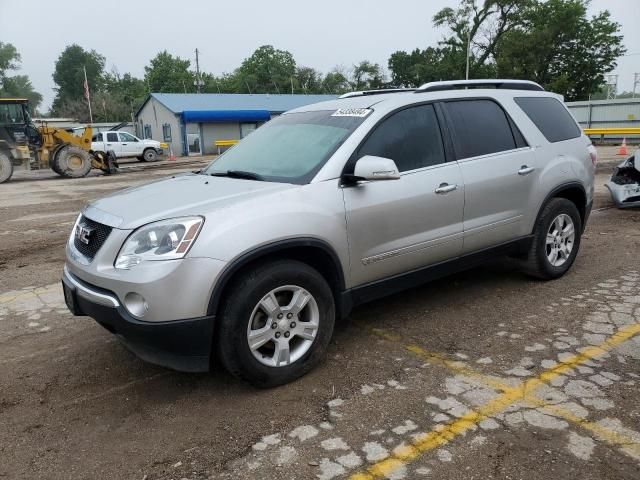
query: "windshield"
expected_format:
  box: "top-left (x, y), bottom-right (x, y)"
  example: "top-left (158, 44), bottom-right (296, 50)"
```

top-left (203, 110), bottom-right (368, 184)
top-left (0, 103), bottom-right (26, 125)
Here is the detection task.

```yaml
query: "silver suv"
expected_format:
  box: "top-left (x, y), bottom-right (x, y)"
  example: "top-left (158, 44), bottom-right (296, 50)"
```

top-left (62, 80), bottom-right (596, 387)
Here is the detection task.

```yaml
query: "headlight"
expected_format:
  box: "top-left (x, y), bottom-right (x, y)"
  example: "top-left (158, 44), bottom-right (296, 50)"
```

top-left (115, 217), bottom-right (204, 269)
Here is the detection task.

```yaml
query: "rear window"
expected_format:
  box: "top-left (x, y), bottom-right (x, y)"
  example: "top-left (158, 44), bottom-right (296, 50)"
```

top-left (514, 97), bottom-right (581, 143)
top-left (442, 99), bottom-right (517, 159)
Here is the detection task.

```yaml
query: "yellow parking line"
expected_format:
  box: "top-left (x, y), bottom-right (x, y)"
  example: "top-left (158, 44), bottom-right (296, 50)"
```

top-left (351, 323), bottom-right (640, 479)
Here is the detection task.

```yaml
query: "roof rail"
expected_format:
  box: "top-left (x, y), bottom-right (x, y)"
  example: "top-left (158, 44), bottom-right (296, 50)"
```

top-left (339, 88), bottom-right (415, 99)
top-left (415, 79), bottom-right (544, 93)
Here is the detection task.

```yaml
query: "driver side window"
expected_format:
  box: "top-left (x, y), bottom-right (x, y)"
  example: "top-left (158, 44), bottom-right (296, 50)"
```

top-left (358, 104), bottom-right (446, 173)
top-left (119, 132), bottom-right (137, 142)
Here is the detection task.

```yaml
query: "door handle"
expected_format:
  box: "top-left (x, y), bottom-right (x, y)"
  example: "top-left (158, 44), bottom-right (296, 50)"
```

top-left (518, 165), bottom-right (535, 175)
top-left (435, 183), bottom-right (458, 194)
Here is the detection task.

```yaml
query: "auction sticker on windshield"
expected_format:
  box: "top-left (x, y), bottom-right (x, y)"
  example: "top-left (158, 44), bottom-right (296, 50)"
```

top-left (331, 108), bottom-right (372, 117)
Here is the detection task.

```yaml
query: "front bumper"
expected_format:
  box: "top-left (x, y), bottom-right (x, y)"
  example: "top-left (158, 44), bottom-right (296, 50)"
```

top-left (62, 266), bottom-right (214, 372)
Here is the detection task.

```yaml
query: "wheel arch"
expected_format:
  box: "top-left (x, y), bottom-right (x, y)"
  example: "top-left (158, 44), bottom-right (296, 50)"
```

top-left (533, 182), bottom-right (587, 233)
top-left (207, 238), bottom-right (348, 319)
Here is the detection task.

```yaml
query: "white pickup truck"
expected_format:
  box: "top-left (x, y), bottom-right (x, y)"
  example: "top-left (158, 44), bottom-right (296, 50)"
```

top-left (91, 131), bottom-right (164, 162)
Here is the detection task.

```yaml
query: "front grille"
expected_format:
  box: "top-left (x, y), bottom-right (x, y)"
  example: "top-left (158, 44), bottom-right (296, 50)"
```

top-left (73, 215), bottom-right (113, 261)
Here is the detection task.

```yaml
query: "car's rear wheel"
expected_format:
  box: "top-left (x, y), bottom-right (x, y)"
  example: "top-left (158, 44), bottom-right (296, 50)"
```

top-left (142, 148), bottom-right (158, 162)
top-left (216, 260), bottom-right (335, 388)
top-left (522, 198), bottom-right (582, 280)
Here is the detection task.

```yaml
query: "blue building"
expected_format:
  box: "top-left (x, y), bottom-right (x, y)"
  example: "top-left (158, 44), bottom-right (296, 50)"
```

top-left (134, 93), bottom-right (336, 156)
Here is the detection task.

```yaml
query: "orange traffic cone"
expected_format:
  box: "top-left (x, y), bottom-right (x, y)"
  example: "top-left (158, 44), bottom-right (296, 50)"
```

top-left (168, 145), bottom-right (176, 161)
top-left (617, 138), bottom-right (628, 156)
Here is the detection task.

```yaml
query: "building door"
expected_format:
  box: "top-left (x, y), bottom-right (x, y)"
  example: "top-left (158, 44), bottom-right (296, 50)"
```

top-left (186, 123), bottom-right (201, 156)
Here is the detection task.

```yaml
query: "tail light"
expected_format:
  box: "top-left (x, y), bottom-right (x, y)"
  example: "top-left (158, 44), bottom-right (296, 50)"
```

top-left (587, 144), bottom-right (598, 167)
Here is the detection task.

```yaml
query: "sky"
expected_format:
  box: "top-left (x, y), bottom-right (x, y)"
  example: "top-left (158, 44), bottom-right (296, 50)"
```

top-left (1, 0), bottom-right (638, 110)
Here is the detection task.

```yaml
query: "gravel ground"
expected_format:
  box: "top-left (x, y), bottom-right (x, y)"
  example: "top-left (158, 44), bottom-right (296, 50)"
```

top-left (0, 148), bottom-right (638, 480)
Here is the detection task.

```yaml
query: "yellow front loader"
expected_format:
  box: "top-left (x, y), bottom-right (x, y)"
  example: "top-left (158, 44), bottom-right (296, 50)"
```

top-left (0, 98), bottom-right (115, 184)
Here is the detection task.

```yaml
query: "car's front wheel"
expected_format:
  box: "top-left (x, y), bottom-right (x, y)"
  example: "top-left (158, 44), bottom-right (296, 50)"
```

top-left (217, 260), bottom-right (335, 388)
top-left (523, 197), bottom-right (582, 280)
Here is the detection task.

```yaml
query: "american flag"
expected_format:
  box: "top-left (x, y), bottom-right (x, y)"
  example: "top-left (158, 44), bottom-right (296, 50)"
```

top-left (83, 77), bottom-right (90, 101)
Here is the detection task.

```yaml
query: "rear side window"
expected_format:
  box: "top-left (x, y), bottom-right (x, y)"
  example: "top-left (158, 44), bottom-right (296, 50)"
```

top-left (358, 104), bottom-right (445, 172)
top-left (106, 132), bottom-right (118, 142)
top-left (514, 97), bottom-right (581, 143)
top-left (442, 100), bottom-right (517, 159)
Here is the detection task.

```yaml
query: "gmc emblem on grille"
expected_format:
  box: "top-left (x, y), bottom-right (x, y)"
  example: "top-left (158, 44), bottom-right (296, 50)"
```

top-left (75, 224), bottom-right (95, 245)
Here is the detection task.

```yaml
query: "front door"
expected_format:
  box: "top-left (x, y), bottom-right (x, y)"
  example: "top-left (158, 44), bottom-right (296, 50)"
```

top-left (343, 104), bottom-right (465, 287)
top-left (118, 132), bottom-right (143, 157)
top-left (440, 99), bottom-right (539, 253)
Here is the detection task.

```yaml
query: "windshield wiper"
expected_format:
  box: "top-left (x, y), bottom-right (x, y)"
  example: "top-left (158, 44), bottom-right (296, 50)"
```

top-left (208, 170), bottom-right (265, 181)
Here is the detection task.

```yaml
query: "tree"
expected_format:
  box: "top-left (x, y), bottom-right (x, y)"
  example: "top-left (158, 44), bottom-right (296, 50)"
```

top-left (433, 0), bottom-right (529, 78)
top-left (496, 0), bottom-right (626, 100)
top-left (52, 44), bottom-right (105, 114)
top-left (0, 42), bottom-right (42, 113)
top-left (98, 70), bottom-right (147, 122)
top-left (321, 67), bottom-right (351, 94)
top-left (144, 51), bottom-right (194, 93)
top-left (351, 61), bottom-right (385, 90)
top-left (1, 75), bottom-right (43, 112)
top-left (0, 42), bottom-right (20, 81)
top-left (236, 45), bottom-right (296, 94)
top-left (294, 66), bottom-right (323, 93)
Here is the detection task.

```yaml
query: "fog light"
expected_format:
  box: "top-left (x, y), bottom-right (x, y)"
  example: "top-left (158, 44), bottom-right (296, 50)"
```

top-left (124, 292), bottom-right (149, 317)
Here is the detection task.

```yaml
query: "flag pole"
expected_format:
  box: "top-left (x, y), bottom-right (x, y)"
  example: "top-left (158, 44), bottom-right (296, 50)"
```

top-left (83, 66), bottom-right (93, 124)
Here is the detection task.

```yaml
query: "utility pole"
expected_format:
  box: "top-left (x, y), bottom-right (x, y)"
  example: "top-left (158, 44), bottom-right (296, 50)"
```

top-left (465, 27), bottom-right (471, 81)
top-left (633, 73), bottom-right (640, 99)
top-left (194, 48), bottom-right (204, 93)
top-left (605, 74), bottom-right (618, 100)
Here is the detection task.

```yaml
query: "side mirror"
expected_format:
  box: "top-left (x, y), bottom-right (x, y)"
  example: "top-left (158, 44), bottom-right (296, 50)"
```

top-left (349, 155), bottom-right (401, 182)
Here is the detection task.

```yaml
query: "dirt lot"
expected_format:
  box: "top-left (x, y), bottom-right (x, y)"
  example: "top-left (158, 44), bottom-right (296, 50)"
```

top-left (0, 148), bottom-right (639, 480)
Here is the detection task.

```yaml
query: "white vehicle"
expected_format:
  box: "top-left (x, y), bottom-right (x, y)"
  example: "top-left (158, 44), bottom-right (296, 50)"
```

top-left (91, 131), bottom-right (164, 162)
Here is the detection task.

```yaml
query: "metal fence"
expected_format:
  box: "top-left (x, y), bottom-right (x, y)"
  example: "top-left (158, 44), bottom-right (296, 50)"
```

top-left (566, 98), bottom-right (640, 144)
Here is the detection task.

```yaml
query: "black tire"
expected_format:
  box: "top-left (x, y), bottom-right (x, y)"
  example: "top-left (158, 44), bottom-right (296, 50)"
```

top-left (0, 151), bottom-right (13, 183)
top-left (216, 260), bottom-right (335, 388)
top-left (54, 146), bottom-right (92, 178)
top-left (49, 146), bottom-right (63, 175)
top-left (142, 148), bottom-right (158, 162)
top-left (522, 198), bottom-right (582, 280)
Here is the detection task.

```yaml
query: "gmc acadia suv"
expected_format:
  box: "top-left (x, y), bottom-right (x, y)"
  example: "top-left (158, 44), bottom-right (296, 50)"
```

top-left (62, 80), bottom-right (596, 387)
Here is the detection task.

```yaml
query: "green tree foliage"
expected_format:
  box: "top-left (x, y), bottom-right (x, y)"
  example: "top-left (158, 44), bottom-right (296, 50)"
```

top-left (0, 42), bottom-right (43, 113)
top-left (496, 0), bottom-right (626, 100)
top-left (236, 45), bottom-right (296, 94)
top-left (144, 51), bottom-right (194, 93)
top-left (97, 71), bottom-right (147, 122)
top-left (1, 75), bottom-right (43, 112)
top-left (0, 42), bottom-right (20, 80)
top-left (388, 0), bottom-right (625, 101)
top-left (293, 66), bottom-right (323, 94)
top-left (433, 0), bottom-right (528, 77)
top-left (52, 44), bottom-right (105, 114)
top-left (351, 61), bottom-right (385, 90)
top-left (321, 68), bottom-right (351, 94)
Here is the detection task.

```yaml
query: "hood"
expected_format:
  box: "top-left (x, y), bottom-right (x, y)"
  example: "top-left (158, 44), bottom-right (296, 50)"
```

top-left (84, 173), bottom-right (293, 229)
top-left (142, 139), bottom-right (161, 146)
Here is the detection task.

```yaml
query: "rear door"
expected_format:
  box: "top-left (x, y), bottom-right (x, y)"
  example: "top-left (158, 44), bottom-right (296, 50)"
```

top-left (343, 103), bottom-right (465, 287)
top-left (104, 131), bottom-right (122, 157)
top-left (441, 99), bottom-right (539, 253)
